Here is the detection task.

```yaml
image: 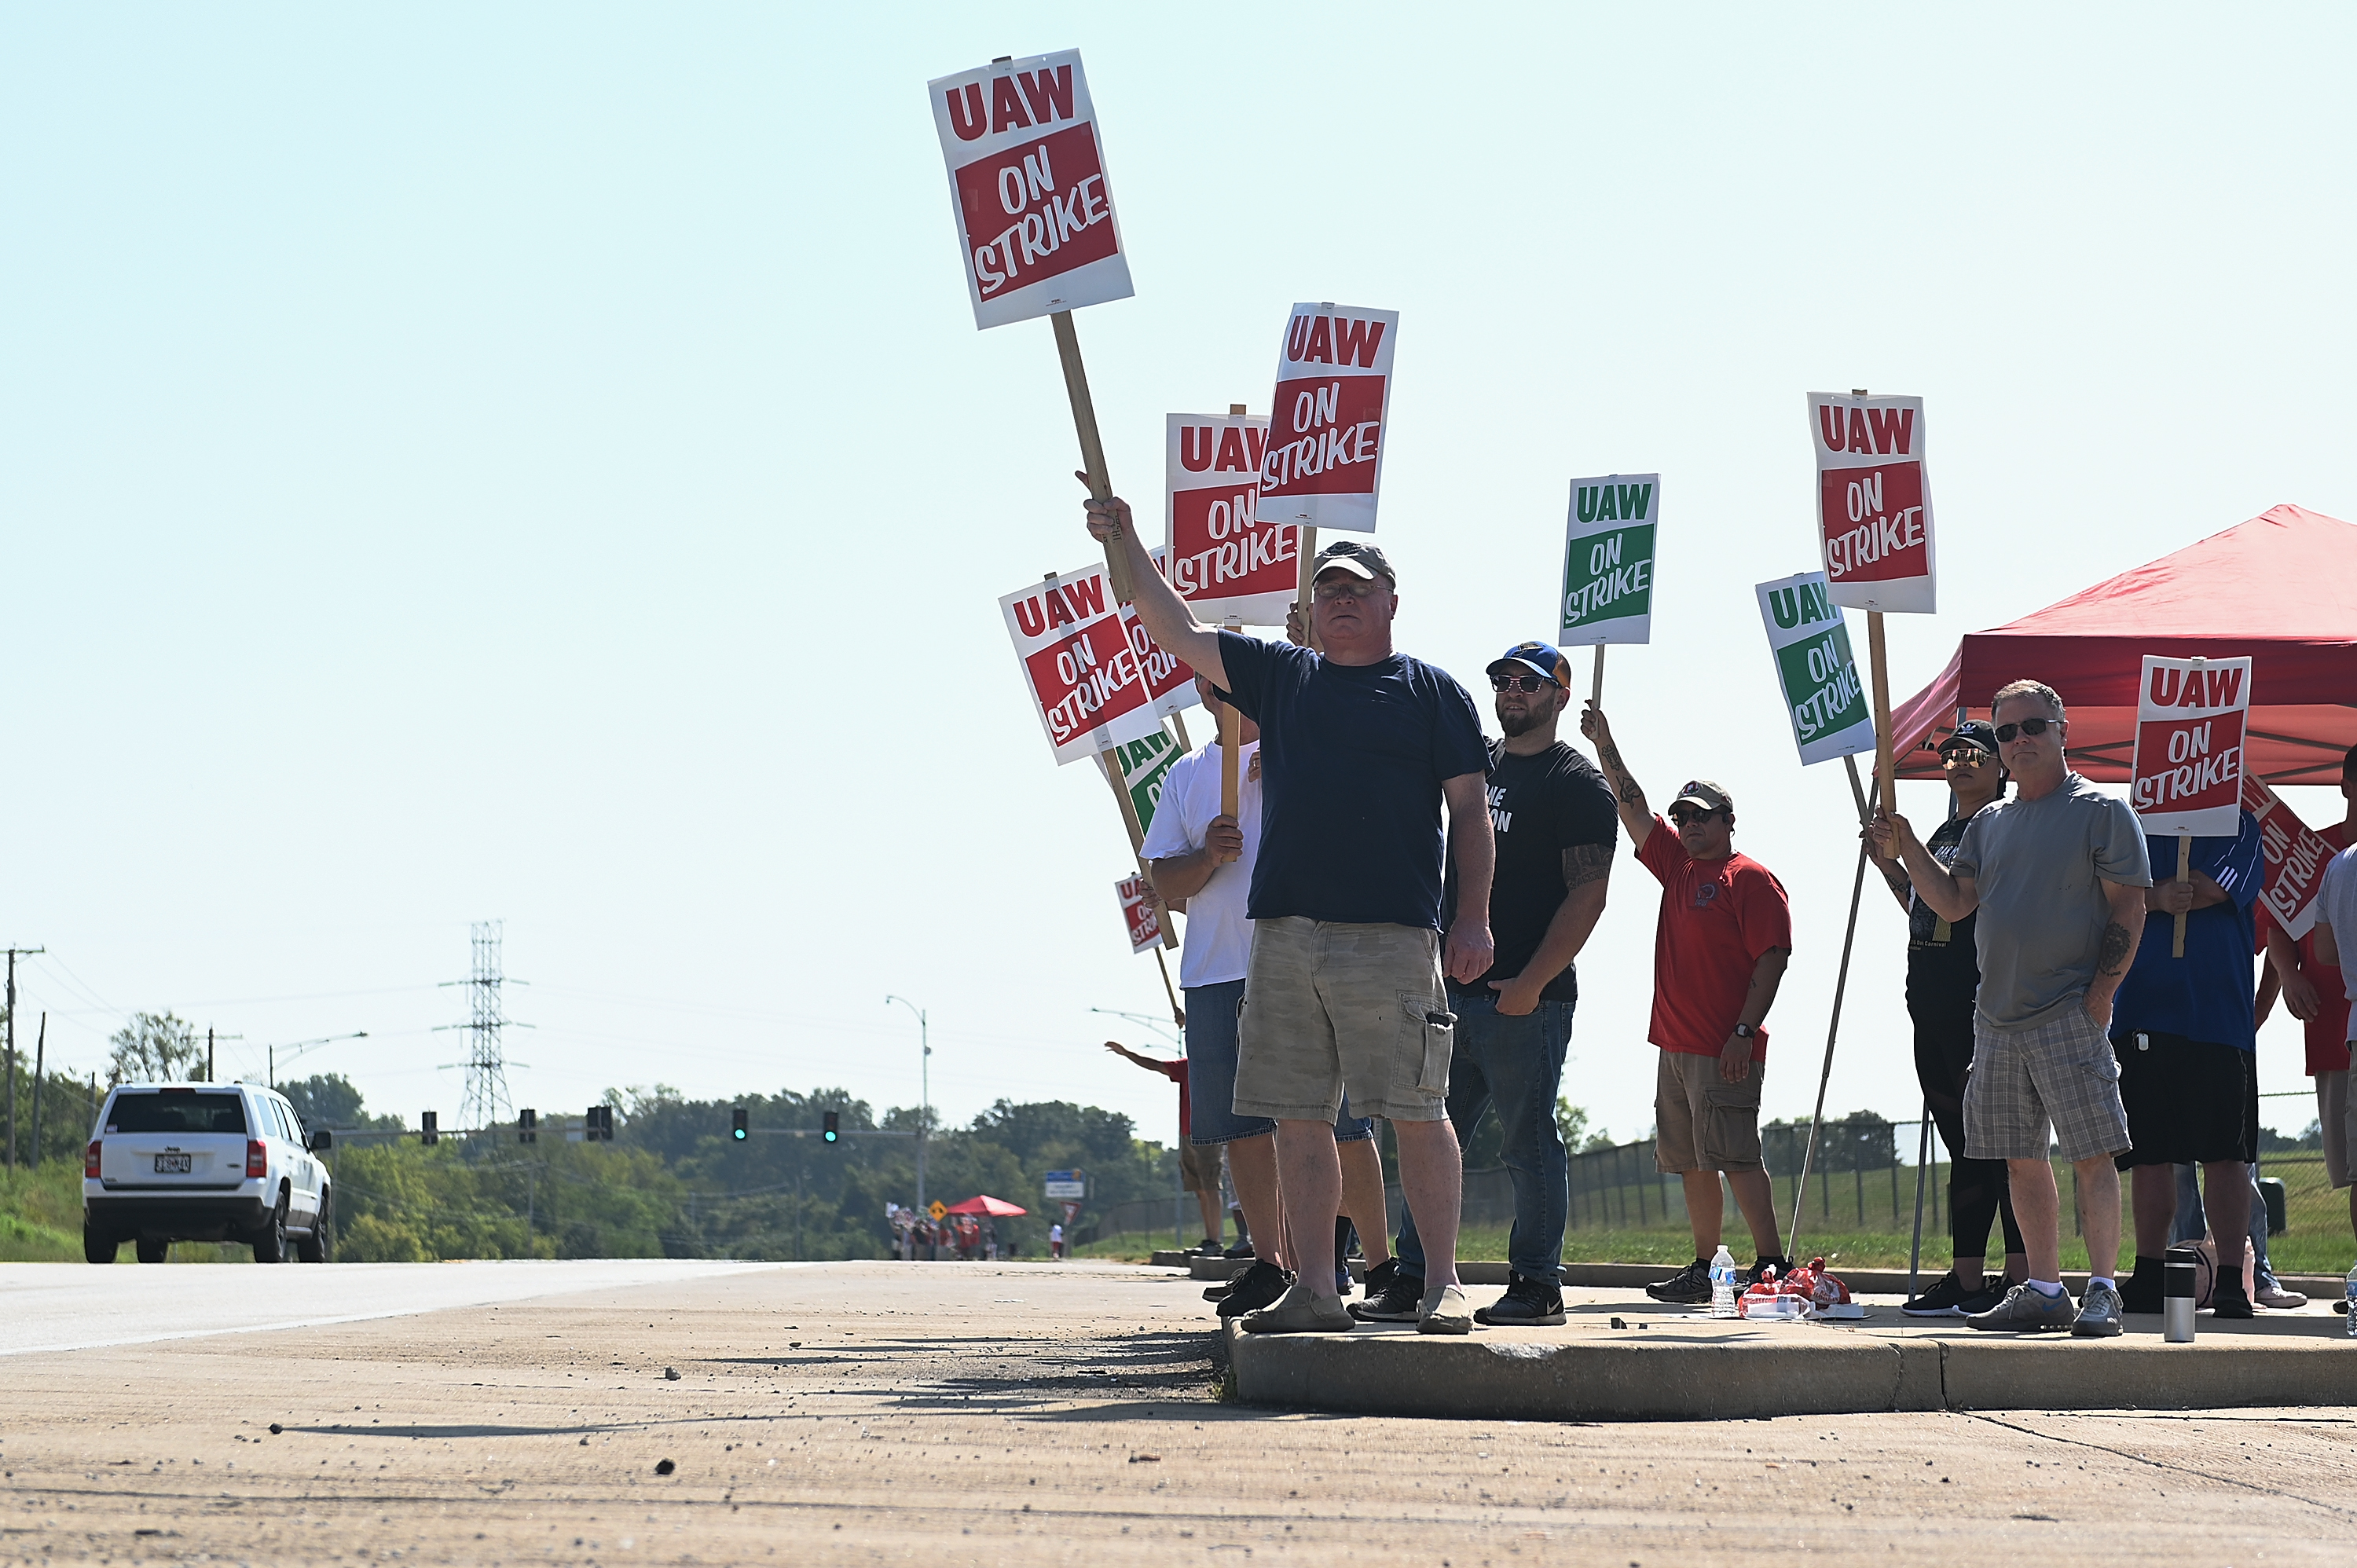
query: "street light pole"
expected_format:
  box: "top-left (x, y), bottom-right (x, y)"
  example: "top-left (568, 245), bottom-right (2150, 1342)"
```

top-left (265, 1031), bottom-right (370, 1092)
top-left (884, 995), bottom-right (930, 1214)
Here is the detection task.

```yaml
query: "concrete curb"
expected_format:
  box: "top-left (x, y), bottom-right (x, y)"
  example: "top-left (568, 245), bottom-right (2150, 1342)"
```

top-left (1222, 1317), bottom-right (2357, 1420)
top-left (1175, 1254), bottom-right (2350, 1295)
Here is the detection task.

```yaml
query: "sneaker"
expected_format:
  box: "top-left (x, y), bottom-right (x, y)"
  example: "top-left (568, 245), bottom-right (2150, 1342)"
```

top-left (1957, 1277), bottom-right (2018, 1316)
top-left (1417, 1282), bottom-right (1474, 1335)
top-left (1215, 1260), bottom-right (1291, 1319)
top-left (1347, 1260), bottom-right (1424, 1322)
top-left (1966, 1282), bottom-right (2077, 1333)
top-left (1645, 1258), bottom-right (1712, 1304)
top-left (1333, 1269), bottom-right (1353, 1296)
top-left (1474, 1272), bottom-right (1565, 1327)
top-left (2256, 1283), bottom-right (2310, 1310)
top-left (2072, 1279), bottom-right (2125, 1337)
top-left (1196, 1236), bottom-right (1224, 1255)
top-left (2118, 1255), bottom-right (2165, 1314)
top-left (2209, 1273), bottom-right (2255, 1320)
top-left (1901, 1270), bottom-right (1978, 1317)
top-left (1202, 1260), bottom-right (1253, 1301)
top-left (1240, 1283), bottom-right (1354, 1335)
top-left (1744, 1255), bottom-right (1794, 1287)
top-left (1223, 1239), bottom-right (1255, 1259)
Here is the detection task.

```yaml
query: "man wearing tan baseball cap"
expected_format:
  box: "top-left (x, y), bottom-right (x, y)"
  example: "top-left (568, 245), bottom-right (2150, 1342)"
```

top-left (1580, 706), bottom-right (1795, 1302)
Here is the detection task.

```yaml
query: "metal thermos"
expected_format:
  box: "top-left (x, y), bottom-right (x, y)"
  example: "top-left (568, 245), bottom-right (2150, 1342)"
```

top-left (2164, 1245), bottom-right (2200, 1343)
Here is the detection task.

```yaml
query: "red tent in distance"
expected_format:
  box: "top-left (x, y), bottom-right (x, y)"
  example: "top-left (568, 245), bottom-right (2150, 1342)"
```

top-left (1890, 505), bottom-right (2357, 786)
top-left (942, 1194), bottom-right (1028, 1217)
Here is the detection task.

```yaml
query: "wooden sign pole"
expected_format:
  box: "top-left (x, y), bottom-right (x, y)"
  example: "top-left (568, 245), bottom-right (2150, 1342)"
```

top-left (1051, 310), bottom-right (1135, 603)
top-left (1589, 645), bottom-right (1606, 706)
top-left (2174, 832), bottom-right (2192, 958)
top-left (1867, 609), bottom-right (1897, 811)
top-left (1101, 746), bottom-right (1178, 951)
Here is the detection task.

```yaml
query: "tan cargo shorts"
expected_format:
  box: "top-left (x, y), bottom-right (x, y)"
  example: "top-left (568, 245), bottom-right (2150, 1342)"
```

top-left (1654, 1048), bottom-right (1766, 1173)
top-left (1177, 1138), bottom-right (1221, 1195)
top-left (1234, 917), bottom-right (1454, 1124)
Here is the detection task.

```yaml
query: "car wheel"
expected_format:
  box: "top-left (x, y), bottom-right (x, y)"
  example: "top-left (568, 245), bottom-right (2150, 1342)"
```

top-left (251, 1196), bottom-right (289, 1264)
top-left (84, 1226), bottom-right (119, 1264)
top-left (297, 1190), bottom-right (335, 1263)
top-left (135, 1236), bottom-right (170, 1264)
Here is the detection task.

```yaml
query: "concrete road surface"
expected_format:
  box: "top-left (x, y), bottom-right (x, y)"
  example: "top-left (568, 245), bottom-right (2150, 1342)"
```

top-left (3, 1259), bottom-right (2355, 1565)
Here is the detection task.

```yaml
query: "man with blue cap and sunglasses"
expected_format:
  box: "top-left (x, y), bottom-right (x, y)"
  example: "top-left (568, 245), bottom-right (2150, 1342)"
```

top-left (1358, 641), bottom-right (1620, 1327)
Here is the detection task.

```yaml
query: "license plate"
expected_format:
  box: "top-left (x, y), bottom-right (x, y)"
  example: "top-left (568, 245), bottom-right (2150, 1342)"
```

top-left (153, 1153), bottom-right (192, 1174)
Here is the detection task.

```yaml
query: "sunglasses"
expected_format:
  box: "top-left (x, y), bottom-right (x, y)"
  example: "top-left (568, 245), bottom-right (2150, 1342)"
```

top-left (1939, 749), bottom-right (1994, 768)
top-left (1669, 806), bottom-right (1724, 827)
top-left (1312, 577), bottom-right (1386, 602)
top-left (1992, 716), bottom-right (2062, 743)
top-left (1490, 673), bottom-right (1556, 694)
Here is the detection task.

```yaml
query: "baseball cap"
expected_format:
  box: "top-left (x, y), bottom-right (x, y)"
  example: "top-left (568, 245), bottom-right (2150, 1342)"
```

top-left (1939, 720), bottom-right (2000, 758)
top-left (1310, 538), bottom-right (1395, 586)
top-left (1670, 779), bottom-right (1734, 815)
top-left (1486, 641), bottom-right (1572, 691)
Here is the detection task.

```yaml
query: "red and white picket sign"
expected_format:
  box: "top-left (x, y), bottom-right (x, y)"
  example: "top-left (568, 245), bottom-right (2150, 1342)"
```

top-left (1255, 303), bottom-right (1398, 535)
top-left (2130, 655), bottom-right (2253, 837)
top-left (927, 49), bottom-right (1132, 330)
top-left (1807, 393), bottom-right (1937, 614)
top-left (1116, 873), bottom-right (1164, 954)
top-left (1001, 555), bottom-right (1197, 765)
top-left (2242, 770), bottom-right (2338, 940)
top-left (1164, 412), bottom-right (1297, 625)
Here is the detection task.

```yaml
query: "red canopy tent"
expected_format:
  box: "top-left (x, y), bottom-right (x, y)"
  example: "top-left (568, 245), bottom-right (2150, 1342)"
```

top-left (941, 1194), bottom-right (1028, 1217)
top-left (1890, 504), bottom-right (2357, 785)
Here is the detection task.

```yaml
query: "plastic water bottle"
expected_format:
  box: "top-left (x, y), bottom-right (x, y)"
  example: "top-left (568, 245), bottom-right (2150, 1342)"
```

top-left (2343, 1262), bottom-right (2357, 1339)
top-left (1710, 1245), bottom-right (1739, 1318)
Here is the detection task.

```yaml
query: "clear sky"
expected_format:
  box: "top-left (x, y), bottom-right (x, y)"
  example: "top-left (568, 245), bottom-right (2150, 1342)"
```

top-left (5, 7), bottom-right (2352, 1162)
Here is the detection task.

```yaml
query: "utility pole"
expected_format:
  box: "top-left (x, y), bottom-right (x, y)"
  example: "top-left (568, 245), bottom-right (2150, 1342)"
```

top-left (29, 1015), bottom-right (45, 1168)
top-left (884, 995), bottom-right (931, 1214)
top-left (5, 946), bottom-right (45, 1171)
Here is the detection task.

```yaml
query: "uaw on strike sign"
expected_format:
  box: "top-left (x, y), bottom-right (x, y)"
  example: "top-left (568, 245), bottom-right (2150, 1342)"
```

top-left (1115, 874), bottom-right (1163, 954)
top-left (1255, 303), bottom-right (1398, 535)
top-left (1002, 560), bottom-right (1196, 765)
top-left (1560, 474), bottom-right (1659, 647)
top-left (1756, 570), bottom-right (1875, 767)
top-left (1164, 412), bottom-right (1297, 625)
top-left (1807, 393), bottom-right (1936, 614)
top-left (2243, 771), bottom-right (2339, 940)
top-left (2130, 655), bottom-right (2253, 837)
top-left (929, 50), bottom-right (1131, 330)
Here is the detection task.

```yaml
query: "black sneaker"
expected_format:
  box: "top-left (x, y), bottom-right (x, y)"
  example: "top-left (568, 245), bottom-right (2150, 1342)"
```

top-left (1202, 1260), bottom-right (1255, 1301)
top-left (1901, 1270), bottom-right (1978, 1317)
top-left (2118, 1255), bottom-right (2165, 1314)
top-left (1347, 1258), bottom-right (1424, 1321)
top-left (1215, 1260), bottom-right (1291, 1318)
top-left (1195, 1236), bottom-right (1224, 1255)
top-left (1744, 1255), bottom-right (1794, 1287)
top-left (1645, 1258), bottom-right (1712, 1304)
top-left (1222, 1239), bottom-right (1255, 1258)
top-left (1474, 1271), bottom-right (1566, 1327)
top-left (2210, 1273), bottom-right (2255, 1320)
top-left (1957, 1277), bottom-right (2017, 1315)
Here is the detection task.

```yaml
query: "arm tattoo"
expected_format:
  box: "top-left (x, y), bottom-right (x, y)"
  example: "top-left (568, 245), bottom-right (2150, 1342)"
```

top-left (2097, 921), bottom-right (2133, 975)
top-left (1882, 866), bottom-right (1912, 896)
top-left (1563, 844), bottom-right (1614, 890)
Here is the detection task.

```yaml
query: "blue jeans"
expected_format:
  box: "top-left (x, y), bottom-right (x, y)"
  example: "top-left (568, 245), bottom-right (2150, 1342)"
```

top-left (2170, 1160), bottom-right (2278, 1288)
top-left (1395, 995), bottom-right (1574, 1282)
top-left (1184, 980), bottom-right (1373, 1145)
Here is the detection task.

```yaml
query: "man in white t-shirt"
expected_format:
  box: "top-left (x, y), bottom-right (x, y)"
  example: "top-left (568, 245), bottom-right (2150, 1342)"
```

top-left (2313, 843), bottom-right (2357, 1263)
top-left (1141, 672), bottom-right (1389, 1318)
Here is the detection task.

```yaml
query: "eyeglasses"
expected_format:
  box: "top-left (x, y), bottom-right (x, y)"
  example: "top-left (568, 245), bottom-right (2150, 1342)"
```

top-left (1312, 577), bottom-right (1386, 602)
top-left (1669, 806), bottom-right (1724, 827)
top-left (1992, 716), bottom-right (2062, 743)
top-left (1490, 673), bottom-right (1556, 694)
top-left (1939, 749), bottom-right (1993, 768)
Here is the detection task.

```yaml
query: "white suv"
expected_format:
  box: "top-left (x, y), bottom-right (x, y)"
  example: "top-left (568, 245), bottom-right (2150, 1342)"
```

top-left (83, 1083), bottom-right (335, 1264)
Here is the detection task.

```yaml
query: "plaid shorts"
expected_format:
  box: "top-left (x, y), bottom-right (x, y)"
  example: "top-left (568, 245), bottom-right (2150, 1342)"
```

top-left (1965, 1003), bottom-right (2132, 1163)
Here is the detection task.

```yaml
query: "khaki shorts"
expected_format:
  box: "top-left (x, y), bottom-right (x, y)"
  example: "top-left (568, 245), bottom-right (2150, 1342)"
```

top-left (2322, 1067), bottom-right (2353, 1190)
top-left (1234, 917), bottom-right (1453, 1123)
top-left (1178, 1138), bottom-right (1221, 1195)
top-left (1654, 1048), bottom-right (1765, 1173)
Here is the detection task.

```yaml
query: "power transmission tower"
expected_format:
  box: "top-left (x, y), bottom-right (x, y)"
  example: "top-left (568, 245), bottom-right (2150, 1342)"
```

top-left (438, 921), bottom-right (520, 1134)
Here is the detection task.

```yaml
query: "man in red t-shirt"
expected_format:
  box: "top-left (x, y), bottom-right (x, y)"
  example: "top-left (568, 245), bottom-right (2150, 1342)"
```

top-left (1584, 705), bottom-right (1794, 1304)
top-left (1105, 1041), bottom-right (1226, 1251)
top-left (2256, 747), bottom-right (2355, 1200)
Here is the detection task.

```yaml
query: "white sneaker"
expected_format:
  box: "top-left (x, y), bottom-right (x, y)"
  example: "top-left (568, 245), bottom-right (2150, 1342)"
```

top-left (1417, 1282), bottom-right (1472, 1335)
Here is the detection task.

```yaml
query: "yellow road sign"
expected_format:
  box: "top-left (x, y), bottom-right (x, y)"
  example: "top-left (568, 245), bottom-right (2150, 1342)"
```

top-left (928, 1200), bottom-right (947, 1221)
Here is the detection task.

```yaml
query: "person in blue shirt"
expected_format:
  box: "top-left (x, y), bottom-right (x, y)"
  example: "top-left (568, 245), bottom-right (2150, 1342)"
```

top-left (2109, 808), bottom-right (2265, 1317)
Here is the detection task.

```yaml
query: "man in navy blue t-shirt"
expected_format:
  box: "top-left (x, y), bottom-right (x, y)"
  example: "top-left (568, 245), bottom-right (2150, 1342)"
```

top-left (1087, 491), bottom-right (1494, 1336)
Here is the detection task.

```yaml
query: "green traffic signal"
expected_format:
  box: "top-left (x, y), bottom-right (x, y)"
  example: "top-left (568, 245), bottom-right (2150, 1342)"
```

top-left (823, 1110), bottom-right (840, 1144)
top-left (731, 1106), bottom-right (748, 1141)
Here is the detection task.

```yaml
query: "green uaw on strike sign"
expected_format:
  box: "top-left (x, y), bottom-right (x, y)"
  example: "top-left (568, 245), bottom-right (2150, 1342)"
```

top-left (1755, 570), bottom-right (1876, 766)
top-left (1111, 723), bottom-right (1184, 834)
top-left (1560, 474), bottom-right (1659, 645)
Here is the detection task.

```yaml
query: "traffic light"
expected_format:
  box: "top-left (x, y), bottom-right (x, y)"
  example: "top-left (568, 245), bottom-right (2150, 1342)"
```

top-left (420, 1111), bottom-right (438, 1146)
top-left (823, 1111), bottom-right (840, 1144)
top-left (731, 1106), bottom-right (748, 1141)
top-left (519, 1108), bottom-right (537, 1145)
top-left (586, 1105), bottom-right (614, 1141)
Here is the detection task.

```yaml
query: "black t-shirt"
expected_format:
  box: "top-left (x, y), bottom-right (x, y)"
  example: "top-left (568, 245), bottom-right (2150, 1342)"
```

top-left (1906, 814), bottom-right (1981, 1005)
top-left (1442, 740), bottom-right (1620, 1002)
top-left (1215, 630), bottom-right (1490, 930)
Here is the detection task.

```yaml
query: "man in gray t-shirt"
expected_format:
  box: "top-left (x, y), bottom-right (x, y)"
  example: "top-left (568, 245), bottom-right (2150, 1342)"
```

top-left (2315, 846), bottom-right (2357, 1258)
top-left (1875, 679), bottom-right (2150, 1340)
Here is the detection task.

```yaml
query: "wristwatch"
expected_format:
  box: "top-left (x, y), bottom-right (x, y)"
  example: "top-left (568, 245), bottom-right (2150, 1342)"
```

top-left (1732, 1024), bottom-right (1755, 1039)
